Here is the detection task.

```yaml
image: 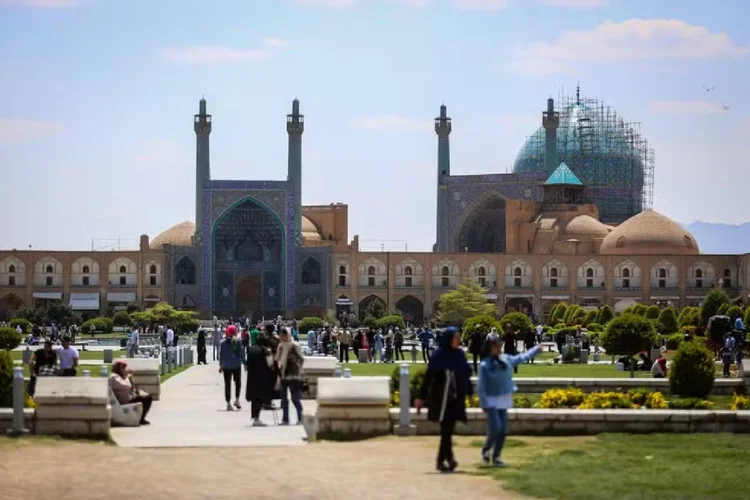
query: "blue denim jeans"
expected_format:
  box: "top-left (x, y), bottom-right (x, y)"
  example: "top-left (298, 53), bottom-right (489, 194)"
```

top-left (483, 408), bottom-right (508, 460)
top-left (280, 380), bottom-right (303, 423)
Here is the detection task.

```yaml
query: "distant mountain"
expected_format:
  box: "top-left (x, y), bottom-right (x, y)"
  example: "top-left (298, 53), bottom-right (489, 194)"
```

top-left (680, 222), bottom-right (750, 255)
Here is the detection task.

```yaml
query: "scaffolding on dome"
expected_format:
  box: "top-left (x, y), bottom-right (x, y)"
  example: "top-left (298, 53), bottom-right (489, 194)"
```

top-left (515, 89), bottom-right (655, 224)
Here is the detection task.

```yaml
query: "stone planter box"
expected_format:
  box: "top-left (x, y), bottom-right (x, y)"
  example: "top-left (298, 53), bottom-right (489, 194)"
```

top-left (315, 376), bottom-right (391, 439)
top-left (125, 358), bottom-right (161, 401)
top-left (304, 356), bottom-right (338, 399)
top-left (34, 377), bottom-right (111, 438)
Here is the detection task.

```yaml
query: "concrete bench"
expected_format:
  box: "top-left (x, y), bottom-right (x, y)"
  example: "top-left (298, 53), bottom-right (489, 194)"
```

top-left (123, 358), bottom-right (161, 401)
top-left (34, 377), bottom-right (111, 438)
top-left (303, 356), bottom-right (338, 398)
top-left (314, 376), bottom-right (391, 439)
top-left (108, 388), bottom-right (143, 427)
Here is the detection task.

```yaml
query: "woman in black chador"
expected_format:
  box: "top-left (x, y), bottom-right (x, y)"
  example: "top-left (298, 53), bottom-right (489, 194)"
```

top-left (416, 326), bottom-right (473, 472)
top-left (197, 329), bottom-right (207, 365)
top-left (245, 331), bottom-right (277, 427)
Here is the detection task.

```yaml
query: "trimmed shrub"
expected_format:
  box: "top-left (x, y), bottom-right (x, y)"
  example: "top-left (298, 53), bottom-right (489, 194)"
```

top-left (601, 314), bottom-right (659, 370)
top-left (9, 318), bottom-right (32, 334)
top-left (462, 314), bottom-right (498, 344)
top-left (656, 307), bottom-right (679, 335)
top-left (568, 308), bottom-right (586, 326)
top-left (298, 317), bottom-right (325, 333)
top-left (126, 303), bottom-right (140, 314)
top-left (554, 322), bottom-right (566, 329)
top-left (596, 305), bottom-right (614, 325)
top-left (582, 310), bottom-right (597, 326)
top-left (632, 304), bottom-right (648, 316)
top-left (745, 307), bottom-right (750, 330)
top-left (499, 312), bottom-right (533, 334)
top-left (668, 398), bottom-right (713, 410)
top-left (549, 303), bottom-right (567, 326)
top-left (0, 350), bottom-right (13, 407)
top-left (0, 327), bottom-right (23, 351)
top-left (717, 304), bottom-right (729, 316)
top-left (376, 314), bottom-right (406, 331)
top-left (665, 333), bottom-right (685, 350)
top-left (725, 306), bottom-right (742, 325)
top-left (562, 305), bottom-right (582, 325)
top-left (362, 316), bottom-right (378, 329)
top-left (669, 339), bottom-right (715, 398)
top-left (100, 317), bottom-right (114, 333)
top-left (645, 305), bottom-right (660, 320)
top-left (701, 288), bottom-right (730, 326)
top-left (112, 311), bottom-right (132, 327)
top-left (514, 395), bottom-right (534, 408)
top-left (679, 307), bottom-right (701, 328)
top-left (410, 367), bottom-right (426, 405)
top-left (679, 325), bottom-right (699, 337)
top-left (585, 322), bottom-right (603, 332)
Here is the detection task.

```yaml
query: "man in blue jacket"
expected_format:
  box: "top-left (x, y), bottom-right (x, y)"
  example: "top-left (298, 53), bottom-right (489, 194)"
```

top-left (418, 328), bottom-right (435, 363)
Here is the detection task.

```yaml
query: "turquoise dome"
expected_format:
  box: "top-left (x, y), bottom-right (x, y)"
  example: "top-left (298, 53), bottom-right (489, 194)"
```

top-left (513, 99), bottom-right (646, 224)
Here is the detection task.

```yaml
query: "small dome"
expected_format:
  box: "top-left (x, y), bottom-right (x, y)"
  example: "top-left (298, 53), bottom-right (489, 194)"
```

top-left (600, 209), bottom-right (699, 255)
top-left (565, 215), bottom-right (610, 238)
top-left (301, 215), bottom-right (322, 241)
top-left (150, 221), bottom-right (195, 249)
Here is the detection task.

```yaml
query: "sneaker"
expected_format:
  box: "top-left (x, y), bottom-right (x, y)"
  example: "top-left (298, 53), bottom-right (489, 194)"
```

top-left (233, 400), bottom-right (241, 410)
top-left (226, 403), bottom-right (233, 411)
top-left (252, 419), bottom-right (267, 427)
top-left (481, 448), bottom-right (490, 464)
top-left (492, 459), bottom-right (506, 468)
top-left (448, 460), bottom-right (458, 472)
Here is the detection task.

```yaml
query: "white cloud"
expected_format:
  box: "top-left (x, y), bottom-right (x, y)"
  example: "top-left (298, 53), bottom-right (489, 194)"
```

top-left (351, 114), bottom-right (432, 131)
top-left (160, 46), bottom-right (273, 64)
top-left (512, 19), bottom-right (750, 75)
top-left (650, 100), bottom-right (724, 115)
top-left (451, 0), bottom-right (509, 9)
top-left (262, 38), bottom-right (290, 49)
top-left (0, 0), bottom-right (78, 6)
top-left (0, 118), bottom-right (63, 143)
top-left (538, 0), bottom-right (606, 7)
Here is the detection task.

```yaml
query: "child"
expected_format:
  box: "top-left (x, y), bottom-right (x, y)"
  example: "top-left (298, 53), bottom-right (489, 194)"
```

top-left (721, 345), bottom-right (733, 378)
top-left (478, 335), bottom-right (541, 467)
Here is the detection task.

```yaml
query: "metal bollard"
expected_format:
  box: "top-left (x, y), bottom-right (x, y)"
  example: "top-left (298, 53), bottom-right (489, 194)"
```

top-left (100, 365), bottom-right (108, 378)
top-left (161, 350), bottom-right (166, 375)
top-left (343, 368), bottom-right (352, 378)
top-left (8, 367), bottom-right (29, 437)
top-left (397, 363), bottom-right (415, 435)
top-left (83, 370), bottom-right (90, 378)
top-left (333, 365), bottom-right (342, 378)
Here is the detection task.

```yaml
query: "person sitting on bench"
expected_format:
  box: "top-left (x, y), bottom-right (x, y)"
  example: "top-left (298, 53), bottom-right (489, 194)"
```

top-left (110, 360), bottom-right (152, 426)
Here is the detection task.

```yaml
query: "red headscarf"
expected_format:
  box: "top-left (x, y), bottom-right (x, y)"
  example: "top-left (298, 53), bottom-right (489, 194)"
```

top-left (226, 325), bottom-right (237, 337)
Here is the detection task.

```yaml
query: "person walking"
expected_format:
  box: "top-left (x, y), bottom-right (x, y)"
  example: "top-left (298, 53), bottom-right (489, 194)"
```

top-left (197, 329), bottom-right (207, 365)
top-left (338, 329), bottom-right (352, 363)
top-left (307, 329), bottom-right (318, 355)
top-left (394, 328), bottom-right (404, 361)
top-left (418, 328), bottom-right (435, 364)
top-left (275, 328), bottom-right (305, 425)
top-left (245, 332), bottom-right (277, 427)
top-left (219, 325), bottom-right (245, 411)
top-left (468, 327), bottom-right (483, 375)
top-left (128, 326), bottom-right (140, 358)
top-left (373, 329), bottom-right (384, 363)
top-left (478, 336), bottom-right (541, 467)
top-left (212, 325), bottom-right (222, 361)
top-left (416, 327), bottom-right (473, 473)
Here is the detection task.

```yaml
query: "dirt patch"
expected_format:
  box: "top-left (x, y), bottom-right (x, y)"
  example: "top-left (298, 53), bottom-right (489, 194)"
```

top-left (0, 436), bottom-right (527, 500)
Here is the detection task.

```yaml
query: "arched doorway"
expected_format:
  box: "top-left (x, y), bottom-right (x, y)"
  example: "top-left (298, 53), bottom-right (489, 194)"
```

top-left (213, 197), bottom-right (284, 320)
top-left (505, 297), bottom-right (533, 315)
top-left (0, 294), bottom-right (24, 321)
top-left (358, 294), bottom-right (386, 321)
top-left (456, 196), bottom-right (507, 253)
top-left (395, 295), bottom-right (424, 326)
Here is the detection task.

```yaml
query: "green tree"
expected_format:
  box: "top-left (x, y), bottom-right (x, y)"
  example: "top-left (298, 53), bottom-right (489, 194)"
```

top-left (656, 307), bottom-right (679, 335)
top-left (131, 311), bottom-right (155, 327)
top-left (582, 310), bottom-right (597, 326)
top-left (299, 317), bottom-right (325, 333)
top-left (563, 305), bottom-right (582, 325)
top-left (462, 315), bottom-right (499, 344)
top-left (596, 305), bottom-right (614, 325)
top-left (126, 303), bottom-right (141, 314)
top-left (645, 305), bottom-right (660, 320)
top-left (669, 339), bottom-right (715, 398)
top-left (365, 299), bottom-right (386, 320)
top-left (601, 313), bottom-right (659, 378)
top-left (548, 303), bottom-right (567, 326)
top-left (701, 288), bottom-right (730, 326)
top-left (725, 306), bottom-right (742, 325)
top-left (679, 307), bottom-right (701, 328)
top-left (376, 314), bottom-right (406, 331)
top-left (500, 312), bottom-right (533, 334)
top-left (0, 327), bottom-right (22, 350)
top-left (362, 316), bottom-right (378, 329)
top-left (716, 303), bottom-right (729, 316)
top-left (112, 311), bottom-right (132, 327)
top-left (437, 280), bottom-right (496, 326)
top-left (9, 318), bottom-right (32, 334)
top-left (173, 310), bottom-right (199, 334)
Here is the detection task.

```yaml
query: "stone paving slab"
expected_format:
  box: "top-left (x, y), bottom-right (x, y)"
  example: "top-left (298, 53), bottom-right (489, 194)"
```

top-left (111, 360), bottom-right (308, 448)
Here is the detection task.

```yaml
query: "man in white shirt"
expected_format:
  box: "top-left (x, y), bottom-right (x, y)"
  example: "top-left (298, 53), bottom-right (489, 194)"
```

top-left (165, 326), bottom-right (175, 347)
top-left (57, 336), bottom-right (79, 376)
top-left (129, 327), bottom-right (140, 358)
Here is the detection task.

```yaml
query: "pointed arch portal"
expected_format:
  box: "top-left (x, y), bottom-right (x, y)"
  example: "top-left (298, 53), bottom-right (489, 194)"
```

top-left (395, 295), bottom-right (424, 325)
top-left (456, 196), bottom-right (506, 253)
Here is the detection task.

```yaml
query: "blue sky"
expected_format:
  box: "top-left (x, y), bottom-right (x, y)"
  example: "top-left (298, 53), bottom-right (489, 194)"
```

top-left (1, 0), bottom-right (748, 251)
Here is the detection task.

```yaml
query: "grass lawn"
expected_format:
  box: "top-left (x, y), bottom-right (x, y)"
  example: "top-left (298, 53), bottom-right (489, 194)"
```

top-left (11, 349), bottom-right (124, 362)
top-left (341, 361), bottom-right (651, 378)
top-left (467, 434), bottom-right (750, 500)
top-left (160, 364), bottom-right (191, 383)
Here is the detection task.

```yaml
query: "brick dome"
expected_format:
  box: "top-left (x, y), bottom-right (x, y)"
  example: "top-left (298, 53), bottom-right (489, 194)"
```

top-left (600, 209), bottom-right (699, 255)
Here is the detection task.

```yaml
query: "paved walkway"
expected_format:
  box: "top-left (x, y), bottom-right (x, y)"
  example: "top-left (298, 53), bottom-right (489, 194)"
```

top-left (111, 360), bottom-right (308, 448)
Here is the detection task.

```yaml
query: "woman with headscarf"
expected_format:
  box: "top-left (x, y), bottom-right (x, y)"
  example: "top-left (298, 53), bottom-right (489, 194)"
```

top-left (197, 329), bottom-right (207, 365)
top-left (219, 325), bottom-right (245, 411)
top-left (416, 327), bottom-right (473, 473)
top-left (307, 328), bottom-right (318, 355)
top-left (275, 327), bottom-right (305, 425)
top-left (245, 330), bottom-right (277, 427)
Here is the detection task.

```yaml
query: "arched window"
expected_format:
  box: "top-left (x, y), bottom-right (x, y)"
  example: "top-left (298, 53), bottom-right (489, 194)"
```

top-left (724, 268), bottom-right (732, 287)
top-left (586, 268), bottom-right (594, 278)
top-left (550, 268), bottom-right (558, 277)
top-left (585, 267), bottom-right (594, 288)
top-left (8, 265), bottom-right (15, 273)
top-left (442, 266), bottom-right (449, 276)
top-left (82, 265), bottom-right (90, 274)
top-left (119, 265), bottom-right (127, 274)
top-left (514, 267), bottom-right (522, 277)
top-left (175, 257), bottom-right (196, 285)
top-left (45, 265), bottom-right (53, 274)
top-left (405, 266), bottom-right (413, 276)
top-left (659, 268), bottom-right (667, 278)
top-left (622, 268), bottom-right (630, 278)
top-left (149, 264), bottom-right (157, 274)
top-left (696, 269), bottom-right (703, 278)
top-left (695, 268), bottom-right (703, 288)
top-left (368, 266), bottom-right (375, 276)
top-left (339, 265), bottom-right (346, 275)
top-left (301, 258), bottom-right (322, 285)
top-left (478, 267), bottom-right (486, 277)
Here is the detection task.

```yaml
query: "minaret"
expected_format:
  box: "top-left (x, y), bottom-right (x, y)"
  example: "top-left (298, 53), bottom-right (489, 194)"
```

top-left (435, 104), bottom-right (452, 252)
top-left (194, 97), bottom-right (212, 242)
top-left (286, 98), bottom-right (304, 244)
top-left (542, 97), bottom-right (559, 174)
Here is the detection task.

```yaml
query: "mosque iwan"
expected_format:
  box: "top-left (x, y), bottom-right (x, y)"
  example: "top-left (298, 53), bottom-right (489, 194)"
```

top-left (1, 89), bottom-right (747, 323)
